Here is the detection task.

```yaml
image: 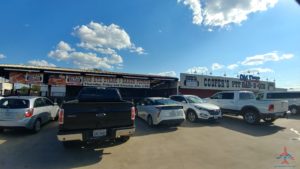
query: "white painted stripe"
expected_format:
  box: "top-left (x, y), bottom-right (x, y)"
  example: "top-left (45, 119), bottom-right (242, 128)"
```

top-left (290, 128), bottom-right (300, 141)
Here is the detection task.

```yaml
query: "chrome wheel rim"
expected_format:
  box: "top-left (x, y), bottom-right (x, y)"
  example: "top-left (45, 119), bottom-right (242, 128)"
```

top-left (188, 112), bottom-right (196, 122)
top-left (245, 112), bottom-right (256, 123)
top-left (291, 108), bottom-right (297, 114)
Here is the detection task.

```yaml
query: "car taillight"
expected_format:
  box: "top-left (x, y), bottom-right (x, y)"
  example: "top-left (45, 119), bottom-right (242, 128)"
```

top-left (268, 104), bottom-right (274, 112)
top-left (131, 107), bottom-right (136, 121)
top-left (24, 108), bottom-right (34, 118)
top-left (59, 109), bottom-right (64, 125)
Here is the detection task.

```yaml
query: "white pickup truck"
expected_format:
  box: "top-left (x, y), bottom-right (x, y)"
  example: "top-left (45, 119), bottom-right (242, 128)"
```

top-left (205, 91), bottom-right (289, 124)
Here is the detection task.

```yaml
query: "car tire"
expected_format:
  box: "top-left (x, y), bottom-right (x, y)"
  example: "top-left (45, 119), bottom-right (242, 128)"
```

top-left (116, 136), bottom-right (130, 143)
top-left (290, 106), bottom-right (298, 115)
top-left (187, 110), bottom-right (197, 123)
top-left (243, 110), bottom-right (260, 124)
top-left (147, 115), bottom-right (154, 127)
top-left (263, 118), bottom-right (277, 123)
top-left (31, 119), bottom-right (41, 133)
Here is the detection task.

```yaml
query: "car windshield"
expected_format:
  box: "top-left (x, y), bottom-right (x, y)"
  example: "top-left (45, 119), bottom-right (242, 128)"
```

top-left (153, 99), bottom-right (178, 105)
top-left (185, 96), bottom-right (203, 103)
top-left (0, 99), bottom-right (30, 109)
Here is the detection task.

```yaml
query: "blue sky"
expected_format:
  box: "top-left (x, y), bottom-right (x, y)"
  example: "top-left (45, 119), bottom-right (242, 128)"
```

top-left (0, 0), bottom-right (299, 88)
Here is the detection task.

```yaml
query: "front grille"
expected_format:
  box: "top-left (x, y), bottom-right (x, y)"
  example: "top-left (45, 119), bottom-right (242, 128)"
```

top-left (208, 110), bottom-right (220, 115)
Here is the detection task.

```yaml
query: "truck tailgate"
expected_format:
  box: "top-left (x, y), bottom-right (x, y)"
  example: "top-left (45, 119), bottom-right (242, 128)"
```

top-left (61, 101), bottom-right (133, 130)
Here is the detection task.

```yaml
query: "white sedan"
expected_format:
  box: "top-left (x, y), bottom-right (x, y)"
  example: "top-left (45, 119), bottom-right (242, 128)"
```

top-left (0, 96), bottom-right (60, 133)
top-left (136, 97), bottom-right (185, 127)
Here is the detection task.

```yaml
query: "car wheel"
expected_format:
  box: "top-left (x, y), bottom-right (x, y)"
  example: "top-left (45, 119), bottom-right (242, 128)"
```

top-left (116, 136), bottom-right (130, 143)
top-left (243, 110), bottom-right (260, 124)
top-left (147, 115), bottom-right (154, 127)
top-left (187, 110), bottom-right (197, 123)
top-left (263, 118), bottom-right (277, 123)
top-left (290, 106), bottom-right (298, 115)
top-left (31, 119), bottom-right (41, 133)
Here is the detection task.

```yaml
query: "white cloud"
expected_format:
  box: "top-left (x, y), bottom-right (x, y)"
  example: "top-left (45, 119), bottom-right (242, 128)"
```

top-left (49, 41), bottom-right (74, 61)
top-left (227, 64), bottom-right (239, 70)
top-left (74, 21), bottom-right (145, 55)
top-left (49, 21), bottom-right (144, 69)
top-left (178, 0), bottom-right (203, 25)
top-left (156, 71), bottom-right (177, 77)
top-left (179, 0), bottom-right (278, 27)
top-left (186, 66), bottom-right (209, 74)
top-left (0, 53), bottom-right (6, 59)
top-left (28, 60), bottom-right (56, 67)
top-left (239, 67), bottom-right (273, 74)
top-left (211, 63), bottom-right (224, 70)
top-left (49, 41), bottom-right (122, 69)
top-left (241, 51), bottom-right (294, 66)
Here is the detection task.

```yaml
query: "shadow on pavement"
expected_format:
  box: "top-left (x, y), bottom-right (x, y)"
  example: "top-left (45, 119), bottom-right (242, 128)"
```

top-left (287, 114), bottom-right (300, 120)
top-left (219, 115), bottom-right (286, 137)
top-left (133, 118), bottom-right (178, 137)
top-left (0, 122), bottom-right (114, 169)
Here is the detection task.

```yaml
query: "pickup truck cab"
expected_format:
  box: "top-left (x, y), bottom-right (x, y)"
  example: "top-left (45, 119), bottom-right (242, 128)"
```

top-left (170, 95), bottom-right (222, 122)
top-left (57, 87), bottom-right (135, 147)
top-left (205, 91), bottom-right (289, 124)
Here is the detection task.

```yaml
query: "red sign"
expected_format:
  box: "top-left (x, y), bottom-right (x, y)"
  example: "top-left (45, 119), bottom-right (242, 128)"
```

top-left (48, 75), bottom-right (66, 86)
top-left (9, 72), bottom-right (26, 84)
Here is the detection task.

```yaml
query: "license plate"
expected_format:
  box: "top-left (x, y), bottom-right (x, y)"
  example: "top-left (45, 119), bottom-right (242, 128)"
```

top-left (93, 129), bottom-right (107, 137)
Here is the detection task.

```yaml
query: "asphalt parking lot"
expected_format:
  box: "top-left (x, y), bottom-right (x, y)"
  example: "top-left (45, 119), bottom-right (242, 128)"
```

top-left (0, 115), bottom-right (299, 169)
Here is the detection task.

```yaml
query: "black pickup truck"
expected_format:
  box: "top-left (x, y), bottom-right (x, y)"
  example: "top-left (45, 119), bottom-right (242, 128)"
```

top-left (57, 87), bottom-right (135, 147)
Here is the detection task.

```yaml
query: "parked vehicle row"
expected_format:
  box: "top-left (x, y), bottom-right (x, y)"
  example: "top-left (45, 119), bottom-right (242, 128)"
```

top-left (0, 88), bottom-right (296, 148)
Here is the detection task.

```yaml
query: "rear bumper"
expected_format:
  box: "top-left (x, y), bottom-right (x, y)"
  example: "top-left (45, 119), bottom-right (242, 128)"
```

top-left (260, 111), bottom-right (288, 119)
top-left (158, 119), bottom-right (185, 126)
top-left (57, 126), bottom-right (135, 142)
top-left (0, 118), bottom-right (35, 129)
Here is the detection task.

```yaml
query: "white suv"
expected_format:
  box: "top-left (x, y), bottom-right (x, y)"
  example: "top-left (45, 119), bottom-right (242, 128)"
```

top-left (170, 95), bottom-right (222, 122)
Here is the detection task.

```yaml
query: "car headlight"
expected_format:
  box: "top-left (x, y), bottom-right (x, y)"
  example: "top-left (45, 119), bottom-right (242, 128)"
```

top-left (195, 106), bottom-right (209, 111)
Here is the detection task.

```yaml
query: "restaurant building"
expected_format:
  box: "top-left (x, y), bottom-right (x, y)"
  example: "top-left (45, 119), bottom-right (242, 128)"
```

top-left (179, 73), bottom-right (276, 98)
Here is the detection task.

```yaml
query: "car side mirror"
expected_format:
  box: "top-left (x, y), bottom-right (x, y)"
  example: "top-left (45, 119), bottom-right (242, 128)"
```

top-left (181, 101), bottom-right (187, 104)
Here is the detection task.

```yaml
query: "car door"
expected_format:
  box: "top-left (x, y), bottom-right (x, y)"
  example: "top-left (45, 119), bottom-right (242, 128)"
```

top-left (209, 93), bottom-right (222, 106)
top-left (142, 99), bottom-right (155, 120)
top-left (43, 98), bottom-right (58, 119)
top-left (34, 98), bottom-right (49, 123)
top-left (218, 92), bottom-right (235, 113)
top-left (137, 99), bottom-right (146, 120)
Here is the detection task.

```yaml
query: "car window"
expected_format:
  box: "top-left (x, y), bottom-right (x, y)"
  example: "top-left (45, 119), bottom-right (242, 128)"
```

top-left (34, 98), bottom-right (45, 108)
top-left (153, 99), bottom-right (178, 105)
top-left (239, 93), bottom-right (255, 100)
top-left (211, 93), bottom-right (222, 99)
top-left (221, 93), bottom-right (234, 100)
top-left (0, 99), bottom-right (30, 109)
top-left (144, 99), bottom-right (153, 106)
top-left (257, 93), bottom-right (264, 100)
top-left (170, 96), bottom-right (186, 103)
top-left (185, 96), bottom-right (203, 103)
top-left (43, 98), bottom-right (53, 106)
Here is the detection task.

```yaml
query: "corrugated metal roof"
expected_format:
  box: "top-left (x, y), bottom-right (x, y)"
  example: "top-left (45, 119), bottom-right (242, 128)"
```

top-left (0, 64), bottom-right (178, 80)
